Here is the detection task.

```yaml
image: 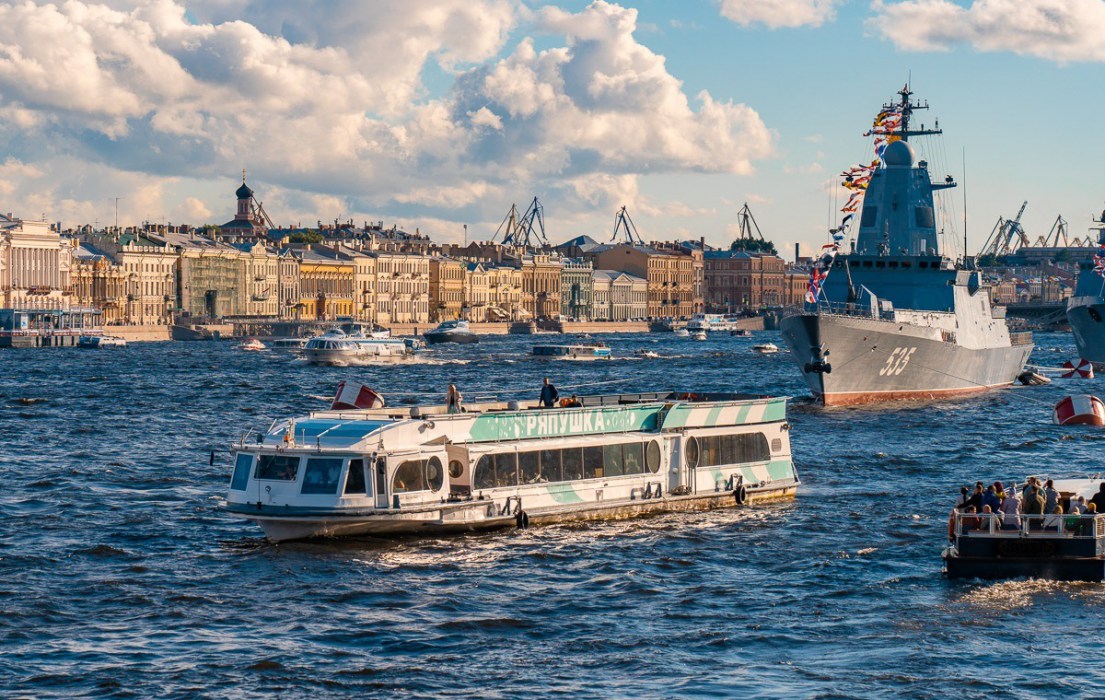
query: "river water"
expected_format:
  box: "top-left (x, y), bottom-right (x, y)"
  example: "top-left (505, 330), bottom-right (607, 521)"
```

top-left (4, 331), bottom-right (1105, 698)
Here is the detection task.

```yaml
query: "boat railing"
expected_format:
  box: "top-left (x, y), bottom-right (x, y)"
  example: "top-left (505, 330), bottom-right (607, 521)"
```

top-left (954, 511), bottom-right (1105, 539)
top-left (782, 301), bottom-right (895, 322)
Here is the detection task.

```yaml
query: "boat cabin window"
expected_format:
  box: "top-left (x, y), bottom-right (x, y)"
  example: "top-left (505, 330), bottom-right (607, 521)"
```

top-left (448, 460), bottom-right (464, 479)
top-left (393, 460), bottom-right (427, 493)
top-left (345, 458), bottom-right (366, 495)
top-left (255, 454), bottom-right (300, 481)
top-left (519, 451), bottom-right (541, 484)
top-left (697, 433), bottom-right (770, 468)
top-left (230, 453), bottom-right (253, 491)
top-left (426, 457), bottom-right (444, 492)
top-left (646, 440), bottom-right (661, 473)
top-left (583, 446), bottom-right (604, 479)
top-left (471, 441), bottom-right (665, 490)
top-left (302, 458), bottom-right (344, 495)
top-left (685, 436), bottom-right (700, 469)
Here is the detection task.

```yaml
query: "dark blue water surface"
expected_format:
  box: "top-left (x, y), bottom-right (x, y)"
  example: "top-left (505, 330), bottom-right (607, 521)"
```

top-left (4, 331), bottom-right (1105, 698)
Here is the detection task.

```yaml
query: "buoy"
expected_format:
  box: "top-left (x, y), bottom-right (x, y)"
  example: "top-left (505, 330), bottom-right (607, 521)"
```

top-left (1053, 394), bottom-right (1105, 426)
top-left (1061, 358), bottom-right (1095, 379)
top-left (331, 381), bottom-right (385, 410)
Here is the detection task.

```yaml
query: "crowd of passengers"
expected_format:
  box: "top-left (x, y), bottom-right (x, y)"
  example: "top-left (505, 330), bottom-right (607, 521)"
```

top-left (949, 478), bottom-right (1105, 539)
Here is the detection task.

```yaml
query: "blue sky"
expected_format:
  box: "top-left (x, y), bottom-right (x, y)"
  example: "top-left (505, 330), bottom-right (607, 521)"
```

top-left (0, 0), bottom-right (1102, 257)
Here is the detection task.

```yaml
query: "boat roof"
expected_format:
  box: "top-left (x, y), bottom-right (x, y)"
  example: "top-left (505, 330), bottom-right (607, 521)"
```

top-left (249, 391), bottom-right (788, 453)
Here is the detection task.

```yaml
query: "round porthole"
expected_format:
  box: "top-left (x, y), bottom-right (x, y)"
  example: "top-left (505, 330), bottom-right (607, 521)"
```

top-left (426, 456), bottom-right (444, 492)
top-left (685, 436), bottom-right (700, 469)
top-left (448, 459), bottom-right (464, 479)
top-left (646, 440), bottom-right (662, 473)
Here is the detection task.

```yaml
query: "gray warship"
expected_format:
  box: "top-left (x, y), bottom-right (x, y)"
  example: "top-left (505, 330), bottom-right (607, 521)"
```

top-left (780, 87), bottom-right (1034, 406)
top-left (1066, 210), bottom-right (1105, 367)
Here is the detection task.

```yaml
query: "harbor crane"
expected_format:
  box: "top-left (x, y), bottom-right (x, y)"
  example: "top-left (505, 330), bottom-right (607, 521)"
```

top-left (1034, 215), bottom-right (1069, 248)
top-left (979, 200), bottom-right (1029, 258)
top-left (493, 196), bottom-right (548, 247)
top-left (610, 205), bottom-right (645, 245)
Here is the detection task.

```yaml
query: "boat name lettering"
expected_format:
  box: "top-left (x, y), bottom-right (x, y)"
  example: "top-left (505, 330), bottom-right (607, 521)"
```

top-left (470, 407), bottom-right (655, 441)
top-left (879, 347), bottom-right (916, 376)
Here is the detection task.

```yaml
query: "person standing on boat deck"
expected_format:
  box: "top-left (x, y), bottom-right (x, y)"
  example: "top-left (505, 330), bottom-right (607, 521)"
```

top-left (1090, 483), bottom-right (1105, 513)
top-left (1043, 479), bottom-right (1059, 514)
top-left (982, 484), bottom-right (1001, 514)
top-left (999, 486), bottom-right (1021, 530)
top-left (963, 482), bottom-right (983, 512)
top-left (539, 377), bottom-right (559, 408)
top-left (446, 384), bottom-right (463, 414)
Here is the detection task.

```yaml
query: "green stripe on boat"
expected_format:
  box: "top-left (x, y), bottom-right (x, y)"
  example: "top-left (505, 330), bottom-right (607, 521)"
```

top-left (546, 483), bottom-right (585, 504)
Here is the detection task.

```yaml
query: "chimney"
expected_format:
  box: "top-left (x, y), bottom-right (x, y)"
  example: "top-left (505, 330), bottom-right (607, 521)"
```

top-left (700, 236), bottom-right (705, 251)
top-left (795, 243), bottom-right (800, 265)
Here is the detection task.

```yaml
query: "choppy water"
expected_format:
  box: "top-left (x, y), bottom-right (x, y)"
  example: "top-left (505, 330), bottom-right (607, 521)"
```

top-left (4, 331), bottom-right (1105, 698)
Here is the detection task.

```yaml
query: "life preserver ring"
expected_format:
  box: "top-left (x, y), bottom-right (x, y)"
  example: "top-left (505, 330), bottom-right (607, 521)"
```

top-left (679, 392), bottom-right (699, 401)
top-left (734, 484), bottom-right (748, 505)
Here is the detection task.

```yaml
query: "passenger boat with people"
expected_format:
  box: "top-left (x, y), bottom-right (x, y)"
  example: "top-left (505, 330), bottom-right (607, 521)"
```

top-left (423, 319), bottom-right (479, 345)
top-left (222, 389), bottom-right (800, 541)
top-left (302, 328), bottom-right (414, 366)
top-left (944, 477), bottom-right (1105, 581)
top-left (77, 334), bottom-right (127, 349)
top-left (532, 343), bottom-right (612, 360)
top-left (686, 313), bottom-right (745, 333)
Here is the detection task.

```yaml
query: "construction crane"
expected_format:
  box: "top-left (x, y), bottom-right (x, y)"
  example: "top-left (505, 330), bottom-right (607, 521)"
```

top-left (493, 196), bottom-right (548, 247)
top-left (978, 200), bottom-right (1028, 258)
top-left (734, 202), bottom-right (765, 242)
top-left (610, 205), bottom-right (644, 245)
top-left (1034, 215), bottom-right (1069, 248)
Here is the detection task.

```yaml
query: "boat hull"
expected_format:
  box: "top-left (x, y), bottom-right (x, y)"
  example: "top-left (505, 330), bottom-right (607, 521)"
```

top-left (228, 482), bottom-right (798, 541)
top-left (780, 312), bottom-right (1032, 406)
top-left (423, 332), bottom-right (479, 345)
top-left (1068, 299), bottom-right (1105, 365)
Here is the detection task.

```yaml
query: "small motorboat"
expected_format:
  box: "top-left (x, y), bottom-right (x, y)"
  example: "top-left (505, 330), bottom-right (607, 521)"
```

top-left (77, 335), bottom-right (127, 349)
top-left (1017, 370), bottom-right (1050, 386)
top-left (533, 344), bottom-right (612, 360)
top-left (635, 349), bottom-right (659, 359)
top-left (753, 343), bottom-right (779, 354)
top-left (731, 329), bottom-right (752, 337)
top-left (673, 328), bottom-right (690, 338)
top-left (691, 330), bottom-right (707, 341)
top-left (239, 338), bottom-right (266, 351)
top-left (424, 320), bottom-right (480, 345)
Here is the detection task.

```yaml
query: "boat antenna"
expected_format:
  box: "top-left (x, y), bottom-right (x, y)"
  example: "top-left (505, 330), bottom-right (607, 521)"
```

top-left (962, 146), bottom-right (969, 268)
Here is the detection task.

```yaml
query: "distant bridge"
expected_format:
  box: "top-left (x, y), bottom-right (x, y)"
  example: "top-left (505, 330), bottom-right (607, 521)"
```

top-left (1004, 302), bottom-right (1068, 330)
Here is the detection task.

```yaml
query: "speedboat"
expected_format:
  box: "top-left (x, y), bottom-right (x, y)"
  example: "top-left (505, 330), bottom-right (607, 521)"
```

top-left (533, 344), bottom-right (612, 360)
top-left (222, 389), bottom-right (799, 541)
top-left (239, 338), bottom-right (266, 351)
top-left (635, 349), bottom-right (660, 359)
top-left (77, 335), bottom-right (126, 349)
top-left (753, 343), bottom-right (779, 354)
top-left (691, 330), bottom-right (707, 341)
top-left (673, 328), bottom-right (690, 338)
top-left (302, 328), bottom-right (414, 365)
top-left (731, 329), bottom-right (752, 337)
top-left (423, 319), bottom-right (479, 345)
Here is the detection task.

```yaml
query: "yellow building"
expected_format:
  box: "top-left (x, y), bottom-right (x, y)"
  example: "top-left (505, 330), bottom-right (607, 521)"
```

top-left (372, 251), bottom-right (429, 325)
top-left (0, 214), bottom-right (73, 310)
top-left (587, 243), bottom-right (698, 319)
top-left (429, 256), bottom-right (465, 322)
top-left (71, 241), bottom-right (127, 325)
top-left (487, 264), bottom-right (523, 321)
top-left (296, 246), bottom-right (355, 320)
top-left (519, 252), bottom-right (562, 319)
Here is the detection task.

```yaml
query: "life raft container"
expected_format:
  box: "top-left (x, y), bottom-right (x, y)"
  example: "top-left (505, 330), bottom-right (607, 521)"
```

top-left (1053, 394), bottom-right (1105, 426)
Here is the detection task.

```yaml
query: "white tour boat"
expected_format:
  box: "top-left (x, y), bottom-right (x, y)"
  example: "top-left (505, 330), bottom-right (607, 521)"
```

top-left (222, 390), bottom-right (800, 541)
top-left (686, 313), bottom-right (746, 333)
top-left (77, 335), bottom-right (127, 349)
top-left (302, 328), bottom-right (414, 365)
top-left (532, 344), bottom-right (612, 360)
top-left (272, 337), bottom-right (309, 350)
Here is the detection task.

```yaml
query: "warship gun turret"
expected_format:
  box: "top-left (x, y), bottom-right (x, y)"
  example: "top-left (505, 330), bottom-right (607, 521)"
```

top-left (780, 86), bottom-right (1033, 405)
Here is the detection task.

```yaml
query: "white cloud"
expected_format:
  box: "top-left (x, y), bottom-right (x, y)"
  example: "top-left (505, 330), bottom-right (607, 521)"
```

top-left (719, 0), bottom-right (842, 28)
top-left (869, 0), bottom-right (1105, 62)
top-left (0, 0), bottom-right (776, 239)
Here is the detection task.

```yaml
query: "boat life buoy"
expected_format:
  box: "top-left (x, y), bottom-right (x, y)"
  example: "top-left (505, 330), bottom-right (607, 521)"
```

top-left (1061, 358), bottom-right (1095, 379)
top-left (1053, 394), bottom-right (1105, 426)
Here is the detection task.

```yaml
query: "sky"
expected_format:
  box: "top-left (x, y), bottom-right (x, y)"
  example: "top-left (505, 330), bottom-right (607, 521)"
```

top-left (1, 0), bottom-right (1104, 259)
